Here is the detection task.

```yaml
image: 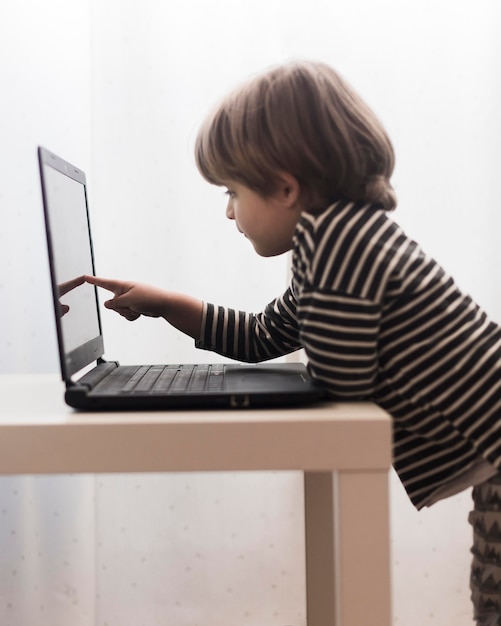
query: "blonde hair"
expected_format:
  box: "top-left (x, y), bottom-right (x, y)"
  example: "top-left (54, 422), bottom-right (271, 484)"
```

top-left (195, 61), bottom-right (396, 211)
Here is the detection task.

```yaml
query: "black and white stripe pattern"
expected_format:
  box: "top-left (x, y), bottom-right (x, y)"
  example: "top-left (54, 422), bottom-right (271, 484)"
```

top-left (197, 201), bottom-right (501, 509)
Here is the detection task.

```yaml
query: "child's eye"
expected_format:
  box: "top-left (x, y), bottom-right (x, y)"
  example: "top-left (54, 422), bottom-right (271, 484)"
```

top-left (224, 189), bottom-right (236, 199)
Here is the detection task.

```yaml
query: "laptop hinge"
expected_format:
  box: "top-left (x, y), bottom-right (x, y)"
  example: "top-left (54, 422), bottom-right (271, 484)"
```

top-left (67, 360), bottom-right (119, 391)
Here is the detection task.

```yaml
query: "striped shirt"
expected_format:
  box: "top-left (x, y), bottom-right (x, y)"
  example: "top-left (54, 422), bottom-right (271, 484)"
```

top-left (197, 200), bottom-right (501, 509)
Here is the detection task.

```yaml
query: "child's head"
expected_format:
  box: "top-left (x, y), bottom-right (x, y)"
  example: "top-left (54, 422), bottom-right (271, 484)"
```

top-left (195, 60), bottom-right (396, 212)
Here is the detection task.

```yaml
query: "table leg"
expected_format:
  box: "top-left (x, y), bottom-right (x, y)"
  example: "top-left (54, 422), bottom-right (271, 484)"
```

top-left (304, 470), bottom-right (391, 626)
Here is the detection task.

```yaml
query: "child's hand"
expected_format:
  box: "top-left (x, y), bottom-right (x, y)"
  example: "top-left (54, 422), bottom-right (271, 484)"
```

top-left (84, 275), bottom-right (170, 321)
top-left (84, 275), bottom-right (203, 338)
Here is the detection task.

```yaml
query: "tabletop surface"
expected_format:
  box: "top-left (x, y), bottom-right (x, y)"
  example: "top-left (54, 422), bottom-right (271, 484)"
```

top-left (0, 374), bottom-right (392, 474)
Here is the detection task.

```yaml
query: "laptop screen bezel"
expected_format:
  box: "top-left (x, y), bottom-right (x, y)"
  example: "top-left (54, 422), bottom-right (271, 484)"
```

top-left (38, 146), bottom-right (105, 380)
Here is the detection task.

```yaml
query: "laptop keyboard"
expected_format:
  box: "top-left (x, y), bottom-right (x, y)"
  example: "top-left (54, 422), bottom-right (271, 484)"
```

top-left (116, 364), bottom-right (225, 394)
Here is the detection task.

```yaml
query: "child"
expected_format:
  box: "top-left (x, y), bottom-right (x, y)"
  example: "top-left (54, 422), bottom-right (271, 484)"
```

top-left (86, 61), bottom-right (501, 624)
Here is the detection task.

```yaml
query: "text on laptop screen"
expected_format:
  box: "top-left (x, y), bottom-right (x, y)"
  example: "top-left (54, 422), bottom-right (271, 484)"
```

top-left (43, 163), bottom-right (100, 354)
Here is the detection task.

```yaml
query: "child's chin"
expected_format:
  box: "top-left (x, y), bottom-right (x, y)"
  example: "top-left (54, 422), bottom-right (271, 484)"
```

top-left (255, 247), bottom-right (285, 258)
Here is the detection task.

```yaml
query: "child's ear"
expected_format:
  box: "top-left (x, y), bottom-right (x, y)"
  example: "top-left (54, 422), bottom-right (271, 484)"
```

top-left (274, 172), bottom-right (301, 208)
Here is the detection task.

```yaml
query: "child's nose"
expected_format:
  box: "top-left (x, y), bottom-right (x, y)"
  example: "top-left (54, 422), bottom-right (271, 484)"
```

top-left (226, 201), bottom-right (235, 220)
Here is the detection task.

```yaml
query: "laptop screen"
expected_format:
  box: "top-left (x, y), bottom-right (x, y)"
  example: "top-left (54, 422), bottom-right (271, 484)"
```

top-left (39, 147), bottom-right (104, 378)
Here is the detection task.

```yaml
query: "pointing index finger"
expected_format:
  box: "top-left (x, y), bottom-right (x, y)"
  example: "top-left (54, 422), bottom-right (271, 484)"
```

top-left (84, 275), bottom-right (124, 294)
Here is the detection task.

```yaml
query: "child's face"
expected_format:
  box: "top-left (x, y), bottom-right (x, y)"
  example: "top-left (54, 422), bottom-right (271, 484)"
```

top-left (223, 178), bottom-right (303, 257)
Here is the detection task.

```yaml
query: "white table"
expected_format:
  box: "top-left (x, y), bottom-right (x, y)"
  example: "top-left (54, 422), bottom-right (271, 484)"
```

top-left (0, 374), bottom-right (392, 626)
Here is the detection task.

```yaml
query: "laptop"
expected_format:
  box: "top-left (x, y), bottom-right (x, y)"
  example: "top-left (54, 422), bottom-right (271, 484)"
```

top-left (38, 147), bottom-right (324, 410)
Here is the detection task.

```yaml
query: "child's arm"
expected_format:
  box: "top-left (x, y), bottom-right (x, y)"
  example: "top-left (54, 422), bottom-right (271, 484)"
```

top-left (197, 287), bottom-right (303, 363)
top-left (84, 276), bottom-right (203, 340)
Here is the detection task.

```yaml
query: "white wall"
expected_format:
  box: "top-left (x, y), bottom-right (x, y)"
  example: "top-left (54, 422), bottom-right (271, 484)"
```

top-left (0, 2), bottom-right (96, 625)
top-left (0, 1), bottom-right (92, 374)
top-left (1, 0), bottom-right (500, 625)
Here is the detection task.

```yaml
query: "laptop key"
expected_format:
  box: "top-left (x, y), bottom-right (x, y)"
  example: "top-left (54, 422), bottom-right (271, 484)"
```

top-left (189, 366), bottom-right (209, 391)
top-left (151, 367), bottom-right (178, 392)
top-left (170, 368), bottom-right (193, 392)
top-left (120, 366), bottom-right (150, 392)
top-left (208, 366), bottom-right (224, 391)
top-left (130, 366), bottom-right (163, 393)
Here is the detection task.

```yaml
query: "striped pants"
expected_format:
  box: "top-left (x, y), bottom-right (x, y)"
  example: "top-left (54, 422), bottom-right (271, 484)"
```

top-left (470, 473), bottom-right (501, 626)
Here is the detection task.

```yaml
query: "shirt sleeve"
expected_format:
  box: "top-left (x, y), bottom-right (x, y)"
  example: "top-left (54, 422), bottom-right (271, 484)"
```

top-left (195, 286), bottom-right (303, 362)
top-left (297, 287), bottom-right (382, 398)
